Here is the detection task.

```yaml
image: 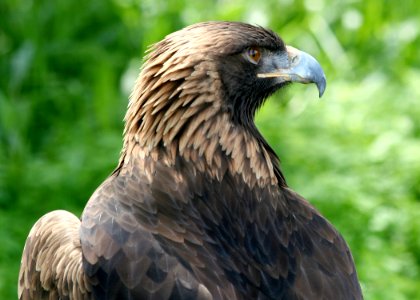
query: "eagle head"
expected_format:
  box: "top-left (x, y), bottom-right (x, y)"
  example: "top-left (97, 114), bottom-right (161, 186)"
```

top-left (121, 21), bottom-right (326, 186)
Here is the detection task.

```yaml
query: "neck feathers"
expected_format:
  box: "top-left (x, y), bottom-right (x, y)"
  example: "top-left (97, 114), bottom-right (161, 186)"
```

top-left (118, 42), bottom-right (285, 188)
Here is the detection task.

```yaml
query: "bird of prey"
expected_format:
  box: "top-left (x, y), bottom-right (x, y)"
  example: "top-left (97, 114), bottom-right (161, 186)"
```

top-left (18, 21), bottom-right (363, 299)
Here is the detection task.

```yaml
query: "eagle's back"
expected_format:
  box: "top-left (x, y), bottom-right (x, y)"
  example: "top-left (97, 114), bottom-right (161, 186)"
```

top-left (80, 154), bottom-right (362, 299)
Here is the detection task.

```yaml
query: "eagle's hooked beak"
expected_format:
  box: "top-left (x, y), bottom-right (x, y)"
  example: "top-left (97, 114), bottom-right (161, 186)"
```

top-left (257, 46), bottom-right (327, 98)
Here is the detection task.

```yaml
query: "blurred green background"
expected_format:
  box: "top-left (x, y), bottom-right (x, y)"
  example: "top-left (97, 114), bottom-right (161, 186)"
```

top-left (1, 0), bottom-right (419, 299)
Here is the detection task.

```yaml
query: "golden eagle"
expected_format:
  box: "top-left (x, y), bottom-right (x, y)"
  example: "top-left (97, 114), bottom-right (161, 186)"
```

top-left (18, 21), bottom-right (362, 299)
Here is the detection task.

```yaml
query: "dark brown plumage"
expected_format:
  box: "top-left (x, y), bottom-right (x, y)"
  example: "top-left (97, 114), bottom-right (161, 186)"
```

top-left (18, 21), bottom-right (362, 299)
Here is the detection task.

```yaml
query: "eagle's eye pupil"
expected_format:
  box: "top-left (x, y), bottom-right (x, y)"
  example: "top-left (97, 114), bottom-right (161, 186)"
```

top-left (247, 47), bottom-right (261, 64)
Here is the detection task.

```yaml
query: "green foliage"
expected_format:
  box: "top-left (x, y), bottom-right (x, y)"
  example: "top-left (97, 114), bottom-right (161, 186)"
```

top-left (1, 0), bottom-right (419, 298)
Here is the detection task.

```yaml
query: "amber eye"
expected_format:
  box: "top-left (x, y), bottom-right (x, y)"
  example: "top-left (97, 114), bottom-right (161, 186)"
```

top-left (247, 46), bottom-right (261, 64)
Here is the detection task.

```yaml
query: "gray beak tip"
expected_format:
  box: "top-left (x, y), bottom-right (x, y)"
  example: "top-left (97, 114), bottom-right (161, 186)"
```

top-left (317, 75), bottom-right (327, 98)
